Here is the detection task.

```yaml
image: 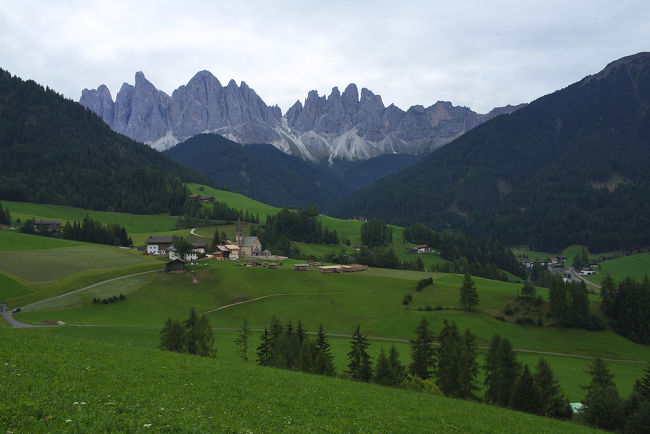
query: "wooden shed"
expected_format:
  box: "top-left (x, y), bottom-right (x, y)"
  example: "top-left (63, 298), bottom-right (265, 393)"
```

top-left (294, 264), bottom-right (308, 271)
top-left (165, 259), bottom-right (186, 273)
top-left (319, 265), bottom-right (342, 274)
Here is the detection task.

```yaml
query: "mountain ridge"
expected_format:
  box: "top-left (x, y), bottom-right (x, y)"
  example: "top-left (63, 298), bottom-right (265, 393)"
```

top-left (334, 52), bottom-right (650, 252)
top-left (80, 72), bottom-right (524, 161)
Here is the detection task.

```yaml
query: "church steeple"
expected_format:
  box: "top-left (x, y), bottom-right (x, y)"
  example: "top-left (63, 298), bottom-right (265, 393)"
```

top-left (236, 217), bottom-right (243, 247)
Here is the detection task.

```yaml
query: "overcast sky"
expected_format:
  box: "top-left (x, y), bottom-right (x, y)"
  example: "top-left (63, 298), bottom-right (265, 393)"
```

top-left (1, 0), bottom-right (649, 113)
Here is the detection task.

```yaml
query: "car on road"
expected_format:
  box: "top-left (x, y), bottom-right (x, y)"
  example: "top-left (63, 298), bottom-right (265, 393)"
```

top-left (11, 307), bottom-right (20, 313)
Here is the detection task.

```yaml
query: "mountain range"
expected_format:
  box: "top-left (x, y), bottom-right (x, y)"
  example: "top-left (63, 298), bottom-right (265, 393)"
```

top-left (336, 52), bottom-right (650, 252)
top-left (80, 72), bottom-right (523, 161)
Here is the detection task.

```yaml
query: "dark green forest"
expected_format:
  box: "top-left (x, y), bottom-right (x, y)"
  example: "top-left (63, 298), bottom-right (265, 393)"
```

top-left (0, 69), bottom-right (209, 214)
top-left (336, 53), bottom-right (650, 252)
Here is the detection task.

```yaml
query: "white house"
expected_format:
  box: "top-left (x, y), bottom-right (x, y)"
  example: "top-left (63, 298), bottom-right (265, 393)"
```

top-left (145, 236), bottom-right (174, 255)
top-left (168, 246), bottom-right (198, 262)
top-left (225, 244), bottom-right (240, 260)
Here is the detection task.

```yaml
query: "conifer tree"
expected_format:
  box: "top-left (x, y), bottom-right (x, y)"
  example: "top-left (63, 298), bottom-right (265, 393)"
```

top-left (581, 357), bottom-right (623, 431)
top-left (315, 324), bottom-right (336, 376)
top-left (256, 326), bottom-right (272, 366)
top-left (374, 348), bottom-right (392, 386)
top-left (534, 358), bottom-right (571, 418)
top-left (159, 317), bottom-right (184, 352)
top-left (510, 365), bottom-right (542, 414)
top-left (633, 365), bottom-right (650, 401)
top-left (235, 318), bottom-right (252, 362)
top-left (484, 335), bottom-right (520, 406)
top-left (457, 328), bottom-right (479, 399)
top-left (436, 321), bottom-right (478, 399)
top-left (521, 281), bottom-right (536, 298)
top-left (409, 318), bottom-right (436, 380)
top-left (296, 320), bottom-right (306, 344)
top-left (388, 345), bottom-right (406, 386)
top-left (600, 274), bottom-right (617, 317)
top-left (459, 273), bottom-right (479, 310)
top-left (183, 307), bottom-right (200, 355)
top-left (195, 315), bottom-right (216, 358)
top-left (347, 325), bottom-right (372, 382)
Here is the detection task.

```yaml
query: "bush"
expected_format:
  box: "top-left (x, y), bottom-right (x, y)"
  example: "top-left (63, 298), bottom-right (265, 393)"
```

top-left (402, 294), bottom-right (413, 305)
top-left (504, 306), bottom-right (514, 315)
top-left (416, 277), bottom-right (434, 292)
top-left (402, 376), bottom-right (443, 395)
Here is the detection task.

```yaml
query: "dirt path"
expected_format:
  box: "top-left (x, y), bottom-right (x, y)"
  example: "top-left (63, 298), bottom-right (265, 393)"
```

top-left (201, 294), bottom-right (286, 315)
top-left (190, 228), bottom-right (211, 239)
top-left (2, 270), bottom-right (160, 329)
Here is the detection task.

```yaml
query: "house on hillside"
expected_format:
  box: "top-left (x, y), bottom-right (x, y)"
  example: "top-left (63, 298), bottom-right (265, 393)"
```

top-left (33, 220), bottom-right (62, 232)
top-left (225, 244), bottom-right (240, 260)
top-left (417, 244), bottom-right (431, 253)
top-left (519, 257), bottom-right (534, 269)
top-left (351, 216), bottom-right (367, 222)
top-left (168, 246), bottom-right (198, 262)
top-left (192, 242), bottom-right (207, 254)
top-left (145, 236), bottom-right (174, 255)
top-left (212, 245), bottom-right (230, 260)
top-left (188, 194), bottom-right (215, 204)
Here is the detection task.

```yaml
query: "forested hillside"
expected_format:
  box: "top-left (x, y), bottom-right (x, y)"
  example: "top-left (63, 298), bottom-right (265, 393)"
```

top-left (0, 69), bottom-right (209, 214)
top-left (336, 53), bottom-right (650, 252)
top-left (165, 133), bottom-right (421, 211)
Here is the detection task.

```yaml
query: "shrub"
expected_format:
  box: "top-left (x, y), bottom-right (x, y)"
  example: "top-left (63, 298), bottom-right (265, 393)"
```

top-left (402, 294), bottom-right (413, 305)
top-left (504, 306), bottom-right (514, 316)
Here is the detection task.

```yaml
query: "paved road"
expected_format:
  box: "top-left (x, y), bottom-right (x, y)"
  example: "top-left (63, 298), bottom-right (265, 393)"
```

top-left (2, 269), bottom-right (160, 328)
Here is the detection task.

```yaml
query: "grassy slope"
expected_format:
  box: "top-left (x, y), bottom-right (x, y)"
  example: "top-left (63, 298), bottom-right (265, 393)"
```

top-left (186, 183), bottom-right (279, 221)
top-left (14, 262), bottom-right (649, 399)
top-left (3, 200), bottom-right (177, 234)
top-left (0, 230), bottom-right (85, 251)
top-left (591, 252), bottom-right (650, 283)
top-left (0, 328), bottom-right (596, 432)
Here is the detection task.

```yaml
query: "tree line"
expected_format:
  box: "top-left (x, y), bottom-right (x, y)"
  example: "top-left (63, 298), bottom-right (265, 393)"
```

top-left (181, 198), bottom-right (260, 224)
top-left (252, 206), bottom-right (339, 256)
top-left (19, 216), bottom-right (132, 247)
top-left (601, 275), bottom-right (650, 344)
top-left (159, 312), bottom-right (650, 430)
top-left (403, 223), bottom-right (525, 280)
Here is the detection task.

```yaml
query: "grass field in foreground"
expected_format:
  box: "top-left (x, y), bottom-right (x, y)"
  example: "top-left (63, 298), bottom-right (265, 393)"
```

top-left (0, 329), bottom-right (597, 432)
top-left (45, 325), bottom-right (646, 402)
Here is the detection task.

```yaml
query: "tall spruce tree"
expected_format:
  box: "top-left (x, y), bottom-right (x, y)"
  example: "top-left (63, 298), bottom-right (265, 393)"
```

top-left (581, 358), bottom-right (623, 431)
top-left (600, 274), bottom-right (617, 317)
top-left (315, 324), bottom-right (336, 376)
top-left (374, 348), bottom-right (392, 386)
top-left (534, 358), bottom-right (571, 418)
top-left (484, 335), bottom-right (520, 406)
top-left (159, 317), bottom-right (184, 352)
top-left (256, 326), bottom-right (272, 366)
top-left (510, 365), bottom-right (542, 414)
top-left (347, 325), bottom-right (372, 382)
top-left (633, 365), bottom-right (650, 401)
top-left (409, 318), bottom-right (436, 380)
top-left (235, 318), bottom-right (252, 362)
top-left (388, 345), bottom-right (406, 386)
top-left (436, 321), bottom-right (478, 399)
top-left (459, 273), bottom-right (479, 310)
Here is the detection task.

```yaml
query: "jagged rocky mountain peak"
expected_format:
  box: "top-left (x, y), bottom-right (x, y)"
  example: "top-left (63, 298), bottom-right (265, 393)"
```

top-left (80, 71), bottom-right (523, 159)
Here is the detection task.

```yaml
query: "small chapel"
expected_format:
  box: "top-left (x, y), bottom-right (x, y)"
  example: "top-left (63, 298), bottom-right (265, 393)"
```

top-left (235, 218), bottom-right (262, 257)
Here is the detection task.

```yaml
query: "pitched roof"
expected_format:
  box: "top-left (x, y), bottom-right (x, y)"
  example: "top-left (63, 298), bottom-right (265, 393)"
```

top-left (242, 236), bottom-right (260, 247)
top-left (146, 236), bottom-right (174, 244)
top-left (192, 242), bottom-right (207, 248)
top-left (225, 244), bottom-right (240, 250)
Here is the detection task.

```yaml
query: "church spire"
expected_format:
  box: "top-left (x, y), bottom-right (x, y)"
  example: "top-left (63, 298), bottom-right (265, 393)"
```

top-left (236, 217), bottom-right (243, 247)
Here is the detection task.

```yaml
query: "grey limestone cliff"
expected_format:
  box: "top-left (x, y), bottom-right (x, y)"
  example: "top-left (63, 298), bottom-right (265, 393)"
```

top-left (80, 71), bottom-right (524, 160)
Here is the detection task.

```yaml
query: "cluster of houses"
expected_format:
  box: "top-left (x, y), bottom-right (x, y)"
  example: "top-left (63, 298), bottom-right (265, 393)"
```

top-left (405, 244), bottom-right (433, 254)
top-left (518, 255), bottom-right (598, 277)
top-left (146, 219), bottom-right (267, 266)
top-left (188, 194), bottom-right (215, 204)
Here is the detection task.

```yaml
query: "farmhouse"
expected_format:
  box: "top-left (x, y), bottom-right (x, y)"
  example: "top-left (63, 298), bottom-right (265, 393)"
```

top-left (225, 244), bottom-right (240, 260)
top-left (33, 219), bottom-right (62, 232)
top-left (294, 264), bottom-right (308, 271)
top-left (165, 259), bottom-right (186, 273)
top-left (416, 244), bottom-right (431, 253)
top-left (188, 194), bottom-right (215, 204)
top-left (168, 246), bottom-right (198, 262)
top-left (145, 236), bottom-right (174, 255)
top-left (212, 245), bottom-right (230, 260)
top-left (192, 242), bottom-right (207, 254)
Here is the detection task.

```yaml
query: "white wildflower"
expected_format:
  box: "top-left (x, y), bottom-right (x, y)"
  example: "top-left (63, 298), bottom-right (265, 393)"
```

top-left (73, 402), bottom-right (79, 405)
top-left (65, 419), bottom-right (72, 423)
top-left (144, 423), bottom-right (152, 428)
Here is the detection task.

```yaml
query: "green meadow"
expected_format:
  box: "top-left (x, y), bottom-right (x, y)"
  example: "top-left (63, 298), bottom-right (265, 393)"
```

top-left (3, 200), bottom-right (178, 234)
top-left (0, 329), bottom-right (598, 433)
top-left (12, 261), bottom-right (649, 401)
top-left (592, 252), bottom-right (650, 283)
top-left (186, 183), bottom-right (279, 221)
